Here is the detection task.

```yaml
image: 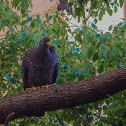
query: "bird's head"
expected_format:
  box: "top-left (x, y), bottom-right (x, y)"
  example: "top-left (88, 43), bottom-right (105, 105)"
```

top-left (39, 37), bottom-right (51, 47)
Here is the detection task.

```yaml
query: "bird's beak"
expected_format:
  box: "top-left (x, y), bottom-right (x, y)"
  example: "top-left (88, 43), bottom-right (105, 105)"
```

top-left (46, 42), bottom-right (51, 46)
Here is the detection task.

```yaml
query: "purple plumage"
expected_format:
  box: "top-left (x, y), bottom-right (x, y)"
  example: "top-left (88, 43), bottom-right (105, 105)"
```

top-left (22, 37), bottom-right (59, 90)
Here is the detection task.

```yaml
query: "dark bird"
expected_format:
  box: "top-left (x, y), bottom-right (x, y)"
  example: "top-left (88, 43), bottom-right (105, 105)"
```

top-left (22, 37), bottom-right (59, 91)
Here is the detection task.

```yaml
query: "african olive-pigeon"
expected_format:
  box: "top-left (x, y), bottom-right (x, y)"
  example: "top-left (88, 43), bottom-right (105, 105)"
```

top-left (22, 37), bottom-right (59, 90)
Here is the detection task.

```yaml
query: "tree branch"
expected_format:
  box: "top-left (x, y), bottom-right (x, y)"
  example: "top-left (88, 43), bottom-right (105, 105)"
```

top-left (55, 114), bottom-right (65, 126)
top-left (0, 112), bottom-right (15, 126)
top-left (0, 66), bottom-right (126, 124)
top-left (72, 108), bottom-right (90, 126)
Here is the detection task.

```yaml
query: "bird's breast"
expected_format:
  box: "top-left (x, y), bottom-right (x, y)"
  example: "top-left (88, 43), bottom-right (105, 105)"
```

top-left (27, 64), bottom-right (55, 86)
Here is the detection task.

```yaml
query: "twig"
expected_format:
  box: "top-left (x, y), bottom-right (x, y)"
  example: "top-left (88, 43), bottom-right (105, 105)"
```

top-left (106, 94), bottom-right (113, 99)
top-left (5, 112), bottom-right (15, 126)
top-left (0, 38), bottom-right (5, 40)
top-left (82, 10), bottom-right (93, 22)
top-left (72, 108), bottom-right (90, 126)
top-left (0, 62), bottom-right (14, 64)
top-left (55, 114), bottom-right (64, 126)
top-left (0, 112), bottom-right (15, 126)
top-left (66, 21), bottom-right (80, 27)
top-left (0, 33), bottom-right (6, 36)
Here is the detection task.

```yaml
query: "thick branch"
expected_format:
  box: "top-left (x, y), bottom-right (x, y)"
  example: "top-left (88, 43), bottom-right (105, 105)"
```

top-left (0, 66), bottom-right (126, 123)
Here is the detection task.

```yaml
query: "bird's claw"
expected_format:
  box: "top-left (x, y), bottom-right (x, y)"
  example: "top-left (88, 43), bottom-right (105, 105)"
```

top-left (25, 87), bottom-right (40, 92)
top-left (25, 87), bottom-right (36, 92)
top-left (36, 86), bottom-right (40, 89)
top-left (46, 85), bottom-right (49, 89)
top-left (51, 83), bottom-right (56, 86)
top-left (41, 85), bottom-right (49, 89)
top-left (41, 83), bottom-right (56, 90)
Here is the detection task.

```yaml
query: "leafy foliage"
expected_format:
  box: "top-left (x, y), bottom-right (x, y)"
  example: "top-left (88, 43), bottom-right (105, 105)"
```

top-left (0, 0), bottom-right (126, 125)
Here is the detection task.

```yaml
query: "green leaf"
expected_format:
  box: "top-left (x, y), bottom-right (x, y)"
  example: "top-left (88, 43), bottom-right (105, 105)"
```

top-left (34, 40), bottom-right (37, 45)
top-left (21, 32), bottom-right (25, 38)
top-left (5, 74), bottom-right (11, 81)
top-left (45, 13), bottom-right (48, 19)
top-left (62, 63), bottom-right (67, 69)
top-left (106, 7), bottom-right (113, 16)
top-left (81, 70), bottom-right (86, 75)
top-left (30, 19), bottom-right (36, 27)
top-left (10, 78), bottom-right (17, 84)
top-left (75, 47), bottom-right (79, 53)
top-left (75, 8), bottom-right (81, 16)
top-left (96, 33), bottom-right (100, 39)
top-left (99, 11), bottom-right (104, 20)
top-left (36, 15), bottom-right (40, 24)
top-left (20, 20), bottom-right (27, 25)
top-left (110, 2), bottom-right (114, 6)
top-left (75, 71), bottom-right (79, 75)
top-left (119, 0), bottom-right (124, 7)
top-left (114, 0), bottom-right (117, 4)
top-left (114, 5), bottom-right (118, 13)
top-left (55, 11), bottom-right (59, 15)
top-left (104, 57), bottom-right (111, 67)
top-left (99, 49), bottom-right (103, 58)
top-left (27, 16), bottom-right (32, 22)
top-left (49, 15), bottom-right (53, 20)
top-left (74, 33), bottom-right (82, 42)
top-left (108, 25), bottom-right (113, 31)
top-left (104, 50), bottom-right (109, 58)
top-left (93, 52), bottom-right (99, 61)
top-left (94, 19), bottom-right (97, 24)
top-left (91, 23), bottom-right (95, 28)
top-left (87, 47), bottom-right (93, 58)
top-left (54, 40), bottom-right (58, 45)
top-left (98, 64), bottom-right (104, 73)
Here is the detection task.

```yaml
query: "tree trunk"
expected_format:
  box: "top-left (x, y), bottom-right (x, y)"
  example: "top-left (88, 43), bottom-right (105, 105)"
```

top-left (0, 66), bottom-right (126, 124)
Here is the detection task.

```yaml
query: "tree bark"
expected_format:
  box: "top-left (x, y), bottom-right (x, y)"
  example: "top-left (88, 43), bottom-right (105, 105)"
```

top-left (0, 66), bottom-right (126, 124)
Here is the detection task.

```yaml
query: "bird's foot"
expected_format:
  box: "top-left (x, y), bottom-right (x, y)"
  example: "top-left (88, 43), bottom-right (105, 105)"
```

top-left (25, 87), bottom-right (35, 92)
top-left (51, 83), bottom-right (56, 86)
top-left (41, 83), bottom-right (56, 90)
top-left (41, 85), bottom-right (49, 89)
top-left (25, 87), bottom-right (40, 92)
top-left (36, 86), bottom-right (40, 90)
top-left (46, 85), bottom-right (49, 89)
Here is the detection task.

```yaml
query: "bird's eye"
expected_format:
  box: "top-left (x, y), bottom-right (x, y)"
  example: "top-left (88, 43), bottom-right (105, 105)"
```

top-left (41, 40), bottom-right (44, 43)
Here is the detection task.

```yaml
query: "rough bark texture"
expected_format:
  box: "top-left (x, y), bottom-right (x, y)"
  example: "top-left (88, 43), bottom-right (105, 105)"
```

top-left (0, 66), bottom-right (126, 123)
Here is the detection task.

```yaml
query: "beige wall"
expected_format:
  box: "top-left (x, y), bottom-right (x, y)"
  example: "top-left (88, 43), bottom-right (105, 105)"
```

top-left (31, 0), bottom-right (57, 16)
top-left (0, 0), bottom-right (58, 37)
top-left (1, 0), bottom-right (126, 37)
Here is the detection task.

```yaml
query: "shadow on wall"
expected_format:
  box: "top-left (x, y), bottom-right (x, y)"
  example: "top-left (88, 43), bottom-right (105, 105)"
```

top-left (0, 0), bottom-right (58, 37)
top-left (124, 0), bottom-right (126, 20)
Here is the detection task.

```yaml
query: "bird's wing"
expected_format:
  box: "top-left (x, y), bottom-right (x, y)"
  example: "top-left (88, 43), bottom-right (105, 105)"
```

top-left (52, 63), bottom-right (59, 84)
top-left (21, 61), bottom-right (28, 90)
